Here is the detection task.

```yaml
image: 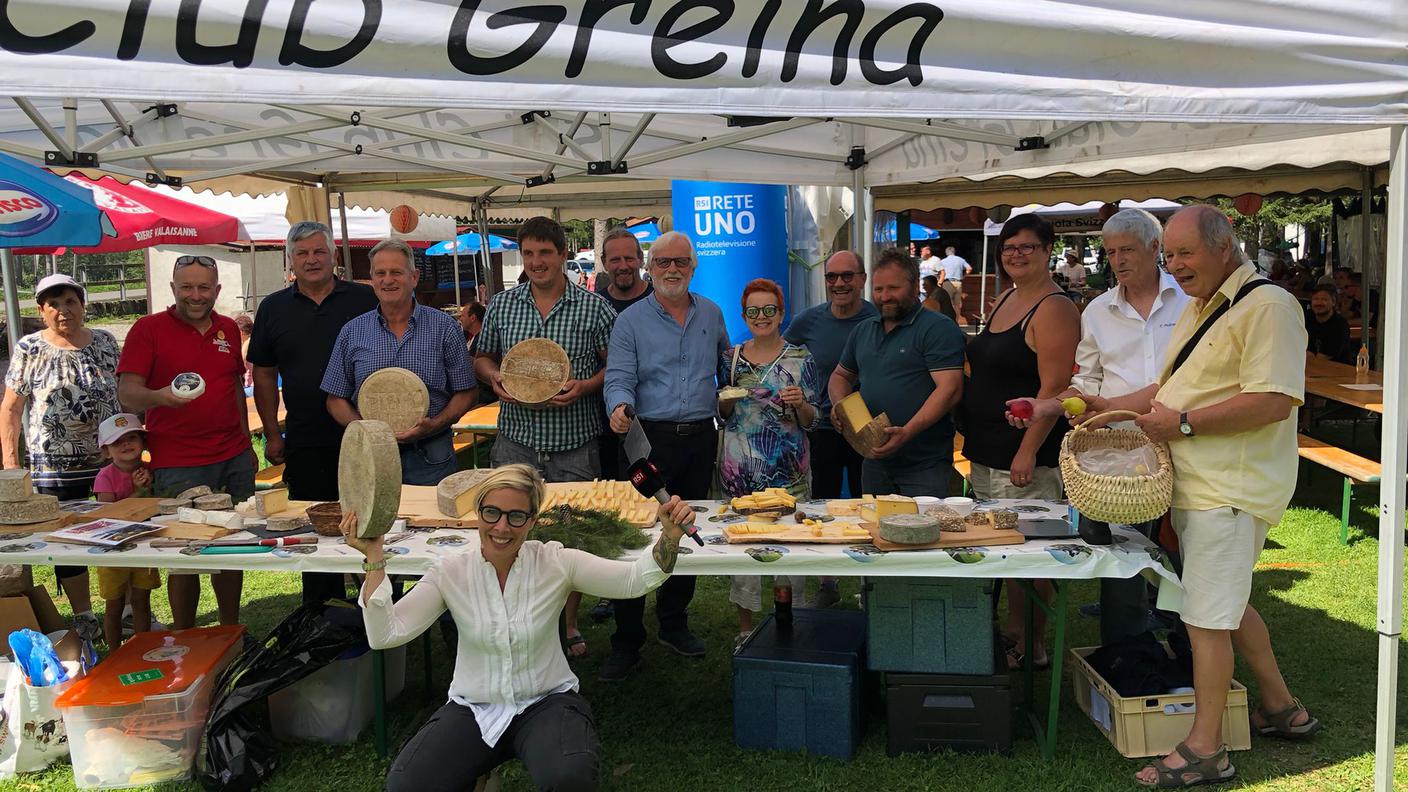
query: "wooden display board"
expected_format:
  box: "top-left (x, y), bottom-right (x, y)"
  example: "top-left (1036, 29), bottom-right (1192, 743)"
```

top-left (866, 522), bottom-right (1026, 552)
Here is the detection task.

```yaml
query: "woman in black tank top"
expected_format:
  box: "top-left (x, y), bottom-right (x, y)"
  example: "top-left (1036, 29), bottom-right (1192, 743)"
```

top-left (962, 214), bottom-right (1081, 669)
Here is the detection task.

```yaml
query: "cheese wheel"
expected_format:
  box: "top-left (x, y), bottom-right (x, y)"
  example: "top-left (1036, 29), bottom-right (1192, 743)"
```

top-left (338, 420), bottom-right (402, 539)
top-left (266, 515), bottom-right (307, 532)
top-left (0, 494), bottom-right (58, 525)
top-left (175, 485), bottom-right (212, 501)
top-left (171, 372), bottom-right (205, 400)
top-left (158, 498), bottom-right (191, 515)
top-left (194, 493), bottom-right (234, 511)
top-left (0, 470), bottom-right (32, 502)
top-left (356, 367), bottom-right (429, 434)
top-left (500, 338), bottom-right (570, 405)
top-left (877, 513), bottom-right (941, 545)
top-left (436, 470), bottom-right (492, 518)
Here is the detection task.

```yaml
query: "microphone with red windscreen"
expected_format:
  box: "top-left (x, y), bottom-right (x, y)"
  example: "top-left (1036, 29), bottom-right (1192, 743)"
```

top-left (626, 458), bottom-right (705, 546)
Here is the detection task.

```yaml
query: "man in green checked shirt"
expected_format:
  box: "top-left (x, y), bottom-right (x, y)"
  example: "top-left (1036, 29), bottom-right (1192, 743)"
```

top-left (475, 215), bottom-right (617, 658)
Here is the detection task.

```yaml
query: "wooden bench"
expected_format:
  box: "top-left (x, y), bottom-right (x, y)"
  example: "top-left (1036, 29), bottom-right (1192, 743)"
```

top-left (953, 433), bottom-right (971, 494)
top-left (1297, 434), bottom-right (1381, 544)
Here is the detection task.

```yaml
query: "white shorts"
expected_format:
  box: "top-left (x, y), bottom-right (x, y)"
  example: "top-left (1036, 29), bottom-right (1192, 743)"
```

top-left (729, 575), bottom-right (809, 613)
top-left (1171, 506), bottom-right (1271, 630)
top-left (967, 462), bottom-right (1063, 501)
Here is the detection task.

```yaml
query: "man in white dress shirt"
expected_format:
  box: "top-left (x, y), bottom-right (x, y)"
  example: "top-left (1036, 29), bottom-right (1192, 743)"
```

top-left (1011, 208), bottom-right (1189, 643)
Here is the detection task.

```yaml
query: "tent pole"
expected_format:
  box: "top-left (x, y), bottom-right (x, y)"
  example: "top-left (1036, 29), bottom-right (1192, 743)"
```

top-left (452, 244), bottom-right (462, 306)
top-left (1373, 124), bottom-right (1407, 792)
top-left (1, 250), bottom-right (20, 356)
top-left (980, 228), bottom-right (990, 326)
top-left (337, 193), bottom-right (352, 280)
top-left (476, 202), bottom-right (493, 297)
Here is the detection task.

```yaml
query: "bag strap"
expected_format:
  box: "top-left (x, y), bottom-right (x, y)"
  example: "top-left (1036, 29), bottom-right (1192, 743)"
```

top-left (1167, 279), bottom-right (1274, 378)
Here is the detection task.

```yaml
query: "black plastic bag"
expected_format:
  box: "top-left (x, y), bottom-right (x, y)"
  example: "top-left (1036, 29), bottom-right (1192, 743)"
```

top-left (198, 601), bottom-right (363, 791)
top-left (1086, 630), bottom-right (1194, 697)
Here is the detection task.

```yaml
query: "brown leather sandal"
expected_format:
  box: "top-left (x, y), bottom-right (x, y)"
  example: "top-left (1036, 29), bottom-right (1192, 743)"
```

top-left (1254, 698), bottom-right (1323, 740)
top-left (1137, 742), bottom-right (1236, 788)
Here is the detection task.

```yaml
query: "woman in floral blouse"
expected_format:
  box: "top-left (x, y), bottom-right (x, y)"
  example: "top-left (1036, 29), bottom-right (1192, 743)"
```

top-left (1, 274), bottom-right (121, 643)
top-left (717, 279), bottom-right (820, 645)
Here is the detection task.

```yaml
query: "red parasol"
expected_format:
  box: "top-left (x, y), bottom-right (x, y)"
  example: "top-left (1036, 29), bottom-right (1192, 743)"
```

top-left (16, 174), bottom-right (244, 253)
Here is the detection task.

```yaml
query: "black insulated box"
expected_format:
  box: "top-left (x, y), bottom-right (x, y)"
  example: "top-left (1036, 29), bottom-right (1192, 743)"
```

top-left (883, 659), bottom-right (1012, 756)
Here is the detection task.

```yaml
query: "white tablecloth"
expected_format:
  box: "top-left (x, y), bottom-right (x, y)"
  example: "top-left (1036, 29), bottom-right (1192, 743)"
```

top-left (0, 499), bottom-right (1182, 607)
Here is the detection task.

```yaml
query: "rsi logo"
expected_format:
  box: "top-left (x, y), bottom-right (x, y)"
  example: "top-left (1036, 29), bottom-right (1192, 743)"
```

top-left (0, 182), bottom-right (57, 239)
top-left (692, 193), bottom-right (756, 237)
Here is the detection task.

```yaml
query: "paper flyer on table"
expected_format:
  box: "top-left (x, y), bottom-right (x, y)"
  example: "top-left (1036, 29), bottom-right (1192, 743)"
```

top-left (48, 519), bottom-right (163, 547)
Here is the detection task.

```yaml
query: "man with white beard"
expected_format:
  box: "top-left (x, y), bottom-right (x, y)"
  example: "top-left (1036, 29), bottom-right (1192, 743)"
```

top-left (602, 230), bottom-right (729, 681)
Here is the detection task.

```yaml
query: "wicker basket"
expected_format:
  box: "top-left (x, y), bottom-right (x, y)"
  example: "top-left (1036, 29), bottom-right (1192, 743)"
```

top-left (305, 502), bottom-right (344, 537)
top-left (1059, 410), bottom-right (1174, 525)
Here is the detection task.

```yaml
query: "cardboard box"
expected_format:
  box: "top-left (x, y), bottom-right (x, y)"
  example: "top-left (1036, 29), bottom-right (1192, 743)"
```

top-left (0, 587), bottom-right (72, 660)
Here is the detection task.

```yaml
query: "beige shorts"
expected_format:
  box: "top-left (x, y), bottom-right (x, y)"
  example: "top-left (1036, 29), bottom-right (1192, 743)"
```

top-left (968, 462), bottom-right (1063, 501)
top-left (729, 575), bottom-right (809, 613)
top-left (1171, 507), bottom-right (1271, 630)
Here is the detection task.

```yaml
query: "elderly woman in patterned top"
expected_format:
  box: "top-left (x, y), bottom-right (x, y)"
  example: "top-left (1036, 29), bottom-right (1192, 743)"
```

top-left (0, 274), bottom-right (123, 645)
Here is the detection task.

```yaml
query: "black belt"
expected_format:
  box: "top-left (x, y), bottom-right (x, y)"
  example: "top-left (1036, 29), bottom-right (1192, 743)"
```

top-left (640, 418), bottom-right (714, 436)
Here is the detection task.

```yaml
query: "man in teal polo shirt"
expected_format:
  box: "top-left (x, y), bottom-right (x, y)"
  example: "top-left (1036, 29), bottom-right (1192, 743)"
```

top-left (828, 248), bottom-right (965, 497)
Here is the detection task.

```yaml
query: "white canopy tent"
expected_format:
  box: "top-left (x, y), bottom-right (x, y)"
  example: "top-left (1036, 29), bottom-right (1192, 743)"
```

top-left (0, 1), bottom-right (1405, 785)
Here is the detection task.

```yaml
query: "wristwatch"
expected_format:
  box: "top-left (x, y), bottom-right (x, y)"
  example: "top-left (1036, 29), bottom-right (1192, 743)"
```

top-left (362, 558), bottom-right (388, 572)
top-left (1178, 412), bottom-right (1195, 438)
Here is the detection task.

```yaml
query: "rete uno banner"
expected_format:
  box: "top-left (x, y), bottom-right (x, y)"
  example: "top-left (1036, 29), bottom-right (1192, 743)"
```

top-left (0, 1), bottom-right (1403, 122)
top-left (671, 180), bottom-right (788, 345)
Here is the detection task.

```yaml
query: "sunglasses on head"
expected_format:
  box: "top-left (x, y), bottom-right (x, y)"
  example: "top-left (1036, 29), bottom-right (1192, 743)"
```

top-left (174, 255), bottom-right (217, 269)
top-left (744, 305), bottom-right (779, 319)
top-left (479, 505), bottom-right (533, 528)
top-left (823, 271), bottom-right (859, 283)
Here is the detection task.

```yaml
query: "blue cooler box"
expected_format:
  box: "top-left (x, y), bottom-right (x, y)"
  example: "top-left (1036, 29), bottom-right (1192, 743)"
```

top-left (865, 577), bottom-right (994, 674)
top-left (733, 609), bottom-right (866, 760)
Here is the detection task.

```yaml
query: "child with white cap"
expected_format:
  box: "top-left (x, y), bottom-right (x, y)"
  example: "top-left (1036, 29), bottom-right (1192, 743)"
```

top-left (92, 413), bottom-right (160, 648)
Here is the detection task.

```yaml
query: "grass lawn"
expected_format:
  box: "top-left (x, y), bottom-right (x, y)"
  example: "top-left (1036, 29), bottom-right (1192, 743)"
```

top-left (4, 435), bottom-right (1408, 790)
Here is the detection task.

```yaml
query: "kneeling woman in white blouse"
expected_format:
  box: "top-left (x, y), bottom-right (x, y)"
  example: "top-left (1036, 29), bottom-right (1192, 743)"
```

top-left (341, 464), bottom-right (695, 792)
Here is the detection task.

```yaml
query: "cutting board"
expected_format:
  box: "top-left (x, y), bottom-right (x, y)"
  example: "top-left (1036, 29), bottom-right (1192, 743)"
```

top-left (825, 499), bottom-right (866, 517)
top-left (152, 522), bottom-right (238, 541)
top-left (77, 497), bottom-right (164, 523)
top-left (723, 522), bottom-right (873, 544)
top-left (398, 485), bottom-right (477, 529)
top-left (866, 522), bottom-right (1026, 552)
top-left (540, 482), bottom-right (657, 529)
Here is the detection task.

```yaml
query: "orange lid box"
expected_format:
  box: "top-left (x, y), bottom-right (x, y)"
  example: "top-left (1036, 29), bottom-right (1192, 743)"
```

top-left (56, 625), bottom-right (245, 708)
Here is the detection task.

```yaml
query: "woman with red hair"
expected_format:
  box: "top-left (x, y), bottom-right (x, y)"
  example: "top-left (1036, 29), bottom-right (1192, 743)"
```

top-left (717, 279), bottom-right (820, 644)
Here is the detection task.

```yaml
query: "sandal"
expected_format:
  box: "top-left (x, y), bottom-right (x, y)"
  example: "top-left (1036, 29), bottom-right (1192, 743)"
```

top-left (1137, 742), bottom-right (1236, 788)
top-left (1001, 634), bottom-right (1050, 672)
top-left (1253, 698), bottom-right (1322, 740)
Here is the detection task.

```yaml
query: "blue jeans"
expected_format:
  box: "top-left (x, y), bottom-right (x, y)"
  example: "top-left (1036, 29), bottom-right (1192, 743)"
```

top-left (490, 436), bottom-right (601, 483)
top-left (400, 432), bottom-right (456, 486)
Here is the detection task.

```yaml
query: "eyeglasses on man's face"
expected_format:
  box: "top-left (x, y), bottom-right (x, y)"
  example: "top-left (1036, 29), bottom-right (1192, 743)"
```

top-left (479, 505), bottom-right (533, 528)
top-left (999, 243), bottom-right (1043, 257)
top-left (744, 305), bottom-right (779, 319)
top-left (175, 255), bottom-right (217, 269)
top-left (651, 256), bottom-right (692, 270)
top-left (823, 271), bottom-right (860, 283)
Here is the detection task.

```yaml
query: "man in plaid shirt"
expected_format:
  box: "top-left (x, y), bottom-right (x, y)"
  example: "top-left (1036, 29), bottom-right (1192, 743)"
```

top-left (476, 216), bottom-right (616, 657)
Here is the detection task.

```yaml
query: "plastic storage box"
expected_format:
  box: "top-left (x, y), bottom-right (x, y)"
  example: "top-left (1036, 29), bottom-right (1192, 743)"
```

top-left (55, 625), bottom-right (245, 790)
top-left (865, 577), bottom-right (994, 674)
top-left (884, 650), bottom-right (1011, 756)
top-left (733, 609), bottom-right (866, 760)
top-left (267, 644), bottom-right (407, 743)
top-left (1070, 645), bottom-right (1251, 758)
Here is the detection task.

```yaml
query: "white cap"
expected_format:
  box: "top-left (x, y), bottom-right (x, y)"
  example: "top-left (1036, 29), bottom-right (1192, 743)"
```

top-left (33, 273), bottom-right (85, 303)
top-left (97, 413), bottom-right (145, 447)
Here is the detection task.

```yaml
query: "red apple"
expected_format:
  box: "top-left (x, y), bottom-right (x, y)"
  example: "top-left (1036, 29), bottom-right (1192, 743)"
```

top-left (1009, 400), bottom-right (1034, 419)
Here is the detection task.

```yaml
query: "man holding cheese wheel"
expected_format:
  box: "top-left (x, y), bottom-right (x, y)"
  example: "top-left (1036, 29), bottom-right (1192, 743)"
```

top-left (827, 248), bottom-right (965, 497)
top-left (117, 255), bottom-right (253, 629)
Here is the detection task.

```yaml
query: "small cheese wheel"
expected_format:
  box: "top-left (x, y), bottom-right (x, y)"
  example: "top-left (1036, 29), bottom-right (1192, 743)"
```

top-left (436, 470), bottom-right (492, 518)
top-left (171, 372), bottom-right (205, 400)
top-left (0, 494), bottom-right (58, 525)
top-left (339, 420), bottom-right (402, 539)
top-left (356, 367), bottom-right (430, 434)
top-left (175, 485), bottom-right (213, 501)
top-left (0, 470), bottom-right (32, 502)
top-left (266, 515), bottom-right (307, 532)
top-left (194, 493), bottom-right (234, 511)
top-left (878, 513), bottom-right (941, 545)
top-left (157, 498), bottom-right (191, 515)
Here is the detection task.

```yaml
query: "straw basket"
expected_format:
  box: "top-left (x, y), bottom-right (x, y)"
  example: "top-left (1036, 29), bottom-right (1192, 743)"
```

top-left (1059, 410), bottom-right (1174, 525)
top-left (305, 502), bottom-right (344, 537)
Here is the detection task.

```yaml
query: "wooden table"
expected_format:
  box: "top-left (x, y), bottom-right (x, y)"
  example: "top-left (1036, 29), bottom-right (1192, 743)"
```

top-left (246, 396), bottom-right (287, 435)
top-left (1305, 358), bottom-right (1383, 414)
top-left (453, 402), bottom-right (500, 433)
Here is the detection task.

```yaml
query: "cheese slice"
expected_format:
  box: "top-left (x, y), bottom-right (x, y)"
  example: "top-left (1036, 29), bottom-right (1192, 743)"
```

top-left (0, 470), bottom-right (32, 502)
top-left (203, 511), bottom-right (244, 530)
top-left (255, 488), bottom-right (290, 518)
top-left (835, 392), bottom-right (873, 432)
top-left (436, 470), bottom-right (491, 518)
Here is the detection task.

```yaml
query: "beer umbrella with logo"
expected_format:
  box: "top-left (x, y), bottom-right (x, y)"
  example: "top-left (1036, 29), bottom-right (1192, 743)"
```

top-left (0, 151), bottom-right (117, 353)
top-left (15, 173), bottom-right (244, 254)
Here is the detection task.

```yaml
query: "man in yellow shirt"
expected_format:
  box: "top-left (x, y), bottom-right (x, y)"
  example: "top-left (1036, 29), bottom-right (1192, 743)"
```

top-left (1078, 205), bottom-right (1319, 787)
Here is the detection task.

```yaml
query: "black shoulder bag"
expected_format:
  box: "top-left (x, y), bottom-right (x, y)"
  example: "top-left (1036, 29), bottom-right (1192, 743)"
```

top-left (1167, 279), bottom-right (1274, 378)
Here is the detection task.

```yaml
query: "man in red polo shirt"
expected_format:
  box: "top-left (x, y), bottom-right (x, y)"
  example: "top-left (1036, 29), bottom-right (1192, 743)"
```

top-left (118, 255), bottom-right (253, 629)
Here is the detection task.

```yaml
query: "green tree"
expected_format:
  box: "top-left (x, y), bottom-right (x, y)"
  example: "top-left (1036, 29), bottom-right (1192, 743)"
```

top-left (1212, 197), bottom-right (1333, 252)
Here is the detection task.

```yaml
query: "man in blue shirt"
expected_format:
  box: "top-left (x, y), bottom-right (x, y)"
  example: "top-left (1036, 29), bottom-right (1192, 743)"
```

top-left (601, 230), bottom-right (728, 681)
top-left (829, 248), bottom-right (966, 497)
top-left (785, 250), bottom-right (877, 501)
top-left (322, 239), bottom-right (477, 485)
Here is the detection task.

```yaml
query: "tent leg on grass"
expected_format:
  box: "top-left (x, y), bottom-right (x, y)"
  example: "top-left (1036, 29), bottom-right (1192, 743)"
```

top-left (1, 249), bottom-right (20, 356)
top-left (1372, 123), bottom-right (1406, 792)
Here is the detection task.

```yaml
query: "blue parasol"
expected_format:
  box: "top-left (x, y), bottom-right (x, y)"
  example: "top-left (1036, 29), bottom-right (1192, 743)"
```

top-left (425, 233), bottom-right (518, 256)
top-left (626, 221), bottom-right (661, 244)
top-left (0, 152), bottom-right (115, 248)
